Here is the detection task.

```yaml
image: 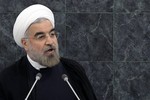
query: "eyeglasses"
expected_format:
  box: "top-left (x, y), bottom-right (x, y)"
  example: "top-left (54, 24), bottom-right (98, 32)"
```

top-left (25, 30), bottom-right (59, 41)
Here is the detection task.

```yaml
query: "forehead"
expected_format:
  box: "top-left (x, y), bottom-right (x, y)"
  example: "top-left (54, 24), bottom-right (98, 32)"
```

top-left (27, 20), bottom-right (53, 35)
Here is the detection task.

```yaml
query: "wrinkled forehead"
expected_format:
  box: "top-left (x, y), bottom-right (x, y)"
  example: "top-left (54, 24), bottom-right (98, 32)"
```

top-left (27, 19), bottom-right (54, 36)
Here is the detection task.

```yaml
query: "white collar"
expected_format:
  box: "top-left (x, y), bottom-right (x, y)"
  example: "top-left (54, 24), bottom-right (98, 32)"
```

top-left (27, 55), bottom-right (46, 70)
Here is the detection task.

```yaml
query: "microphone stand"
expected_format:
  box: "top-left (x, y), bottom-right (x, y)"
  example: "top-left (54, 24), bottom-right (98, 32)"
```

top-left (62, 74), bottom-right (80, 100)
top-left (25, 73), bottom-right (42, 100)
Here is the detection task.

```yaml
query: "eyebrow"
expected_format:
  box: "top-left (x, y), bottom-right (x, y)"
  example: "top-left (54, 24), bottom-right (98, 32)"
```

top-left (50, 28), bottom-right (55, 32)
top-left (34, 28), bottom-right (55, 37)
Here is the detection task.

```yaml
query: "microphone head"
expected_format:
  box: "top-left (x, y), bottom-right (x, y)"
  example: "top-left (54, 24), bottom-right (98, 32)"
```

top-left (36, 73), bottom-right (42, 80)
top-left (62, 74), bottom-right (68, 81)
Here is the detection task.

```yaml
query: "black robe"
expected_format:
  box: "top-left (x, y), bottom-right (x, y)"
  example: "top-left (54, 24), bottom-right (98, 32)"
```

top-left (0, 56), bottom-right (97, 100)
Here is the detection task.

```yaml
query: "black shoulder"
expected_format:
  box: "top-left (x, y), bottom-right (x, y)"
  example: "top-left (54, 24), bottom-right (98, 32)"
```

top-left (0, 56), bottom-right (27, 79)
top-left (60, 57), bottom-right (85, 73)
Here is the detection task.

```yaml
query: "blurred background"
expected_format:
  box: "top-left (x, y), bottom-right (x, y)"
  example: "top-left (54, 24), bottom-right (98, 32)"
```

top-left (0, 0), bottom-right (150, 100)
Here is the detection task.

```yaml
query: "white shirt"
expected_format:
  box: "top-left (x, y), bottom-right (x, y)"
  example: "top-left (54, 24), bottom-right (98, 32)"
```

top-left (27, 55), bottom-right (46, 70)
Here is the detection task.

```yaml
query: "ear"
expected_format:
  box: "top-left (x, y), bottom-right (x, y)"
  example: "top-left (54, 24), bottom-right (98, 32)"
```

top-left (21, 38), bottom-right (29, 51)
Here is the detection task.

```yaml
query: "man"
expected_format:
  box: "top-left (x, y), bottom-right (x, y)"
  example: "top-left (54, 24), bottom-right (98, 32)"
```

top-left (0, 4), bottom-right (97, 100)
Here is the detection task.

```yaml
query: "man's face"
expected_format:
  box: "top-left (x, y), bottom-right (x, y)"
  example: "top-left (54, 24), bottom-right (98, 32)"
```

top-left (22, 20), bottom-right (60, 67)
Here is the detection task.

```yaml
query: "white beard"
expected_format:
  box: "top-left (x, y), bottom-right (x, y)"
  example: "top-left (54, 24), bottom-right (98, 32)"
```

top-left (27, 44), bottom-right (60, 68)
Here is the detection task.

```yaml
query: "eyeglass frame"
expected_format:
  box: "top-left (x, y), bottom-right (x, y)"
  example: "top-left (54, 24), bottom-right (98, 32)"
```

top-left (23, 29), bottom-right (59, 41)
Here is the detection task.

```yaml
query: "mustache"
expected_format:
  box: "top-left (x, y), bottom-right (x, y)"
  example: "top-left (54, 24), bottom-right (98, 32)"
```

top-left (43, 45), bottom-right (56, 51)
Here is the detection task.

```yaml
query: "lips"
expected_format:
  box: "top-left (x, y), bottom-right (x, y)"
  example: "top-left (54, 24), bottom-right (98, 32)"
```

top-left (47, 48), bottom-right (54, 52)
top-left (44, 46), bottom-right (55, 55)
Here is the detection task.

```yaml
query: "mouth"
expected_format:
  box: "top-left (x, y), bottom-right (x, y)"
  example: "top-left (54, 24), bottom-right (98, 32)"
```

top-left (48, 48), bottom-right (54, 52)
top-left (44, 48), bottom-right (55, 56)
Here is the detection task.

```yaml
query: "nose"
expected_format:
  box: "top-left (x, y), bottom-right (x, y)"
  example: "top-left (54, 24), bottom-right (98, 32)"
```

top-left (45, 35), bottom-right (54, 45)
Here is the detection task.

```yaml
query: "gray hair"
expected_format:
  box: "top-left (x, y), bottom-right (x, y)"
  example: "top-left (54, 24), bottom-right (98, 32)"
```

top-left (24, 17), bottom-right (49, 38)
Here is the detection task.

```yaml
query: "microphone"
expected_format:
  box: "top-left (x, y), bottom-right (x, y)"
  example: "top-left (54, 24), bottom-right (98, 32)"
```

top-left (62, 74), bottom-right (80, 100)
top-left (25, 73), bottom-right (42, 100)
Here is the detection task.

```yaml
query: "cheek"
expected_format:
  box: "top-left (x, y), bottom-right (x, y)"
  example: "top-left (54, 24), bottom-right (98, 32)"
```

top-left (54, 39), bottom-right (59, 46)
top-left (29, 42), bottom-right (45, 52)
top-left (34, 45), bottom-right (44, 52)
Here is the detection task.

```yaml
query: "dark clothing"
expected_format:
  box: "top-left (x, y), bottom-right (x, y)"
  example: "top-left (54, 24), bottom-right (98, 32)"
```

top-left (26, 60), bottom-right (77, 100)
top-left (0, 56), bottom-right (97, 100)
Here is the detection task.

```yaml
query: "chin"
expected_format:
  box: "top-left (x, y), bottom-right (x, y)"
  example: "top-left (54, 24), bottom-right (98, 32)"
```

top-left (40, 53), bottom-right (60, 67)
